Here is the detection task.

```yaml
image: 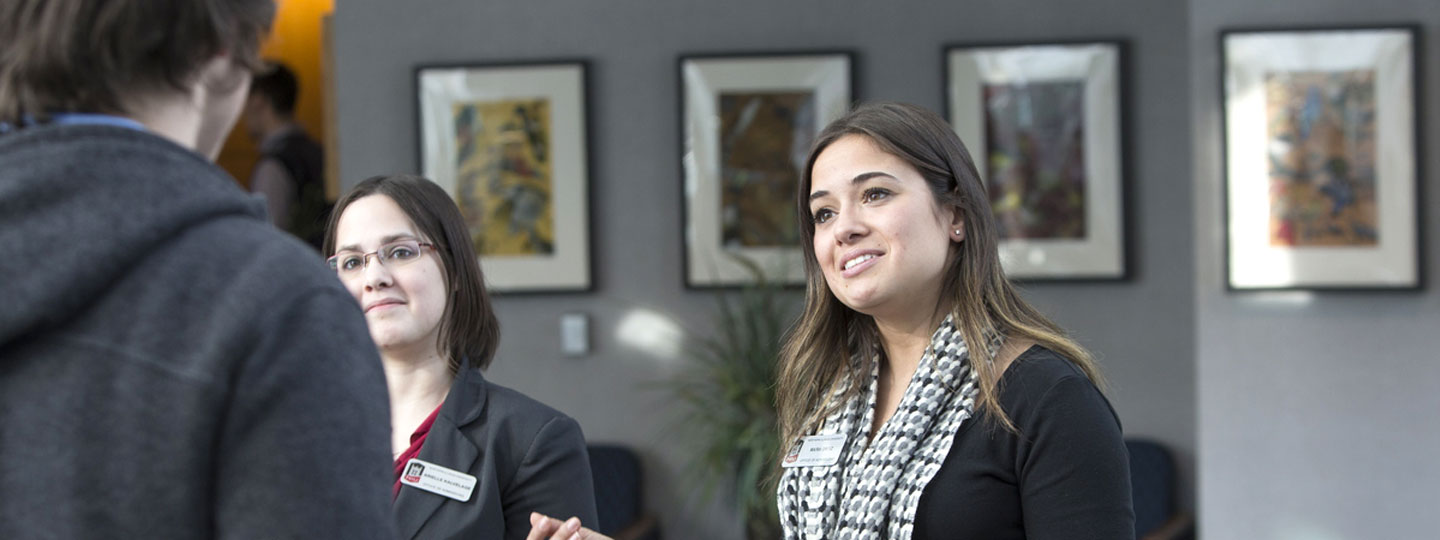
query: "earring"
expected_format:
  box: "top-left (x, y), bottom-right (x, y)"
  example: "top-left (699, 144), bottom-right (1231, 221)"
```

top-left (953, 230), bottom-right (962, 235)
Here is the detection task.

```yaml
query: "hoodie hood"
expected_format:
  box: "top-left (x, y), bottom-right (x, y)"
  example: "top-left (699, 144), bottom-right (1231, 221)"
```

top-left (0, 124), bottom-right (265, 345)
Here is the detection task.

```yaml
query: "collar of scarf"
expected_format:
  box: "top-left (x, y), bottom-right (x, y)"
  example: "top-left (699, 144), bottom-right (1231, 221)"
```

top-left (777, 315), bottom-right (998, 540)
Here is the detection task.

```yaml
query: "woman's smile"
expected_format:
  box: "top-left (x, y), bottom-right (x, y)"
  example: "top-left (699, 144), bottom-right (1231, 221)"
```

top-left (365, 298), bottom-right (405, 313)
top-left (840, 250), bottom-right (884, 277)
top-left (808, 134), bottom-right (961, 318)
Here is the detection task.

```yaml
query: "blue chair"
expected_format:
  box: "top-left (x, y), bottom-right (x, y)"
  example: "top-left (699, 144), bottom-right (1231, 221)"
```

top-left (587, 444), bottom-right (660, 540)
top-left (1126, 438), bottom-right (1193, 540)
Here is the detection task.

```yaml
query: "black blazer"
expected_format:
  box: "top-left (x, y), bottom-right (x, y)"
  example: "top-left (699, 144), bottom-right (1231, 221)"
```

top-left (394, 366), bottom-right (598, 540)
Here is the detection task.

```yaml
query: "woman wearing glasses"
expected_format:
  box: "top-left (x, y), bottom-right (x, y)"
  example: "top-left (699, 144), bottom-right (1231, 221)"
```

top-left (324, 174), bottom-right (597, 540)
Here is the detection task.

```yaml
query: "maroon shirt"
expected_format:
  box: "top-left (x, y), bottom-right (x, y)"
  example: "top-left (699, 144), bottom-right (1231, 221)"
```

top-left (392, 404), bottom-right (443, 499)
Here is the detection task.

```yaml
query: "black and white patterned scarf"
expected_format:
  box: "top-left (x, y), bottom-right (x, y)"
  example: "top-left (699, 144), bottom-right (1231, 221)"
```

top-left (777, 316), bottom-right (995, 540)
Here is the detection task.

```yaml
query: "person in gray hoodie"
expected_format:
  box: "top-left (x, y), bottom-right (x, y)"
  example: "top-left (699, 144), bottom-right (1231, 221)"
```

top-left (0, 1), bottom-right (397, 538)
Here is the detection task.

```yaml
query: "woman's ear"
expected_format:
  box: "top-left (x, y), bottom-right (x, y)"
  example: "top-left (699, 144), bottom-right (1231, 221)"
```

top-left (949, 207), bottom-right (965, 243)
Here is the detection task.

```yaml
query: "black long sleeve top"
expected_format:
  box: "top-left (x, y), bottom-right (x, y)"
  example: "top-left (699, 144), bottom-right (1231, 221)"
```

top-left (911, 346), bottom-right (1135, 539)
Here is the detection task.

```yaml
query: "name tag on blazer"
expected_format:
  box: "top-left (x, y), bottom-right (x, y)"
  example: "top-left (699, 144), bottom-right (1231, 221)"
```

top-left (400, 458), bottom-right (477, 502)
top-left (781, 434), bottom-right (846, 468)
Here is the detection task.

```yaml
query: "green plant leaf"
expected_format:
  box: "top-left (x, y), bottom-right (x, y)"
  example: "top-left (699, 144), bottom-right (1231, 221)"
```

top-left (660, 254), bottom-right (794, 536)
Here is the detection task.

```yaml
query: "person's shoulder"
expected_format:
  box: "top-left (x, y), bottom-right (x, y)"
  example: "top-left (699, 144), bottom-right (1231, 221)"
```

top-left (997, 345), bottom-right (1120, 432)
top-left (268, 125), bottom-right (322, 153)
top-left (1001, 345), bottom-right (1089, 384)
top-left (188, 217), bottom-right (331, 279)
top-left (482, 378), bottom-right (576, 428)
top-left (462, 375), bottom-right (586, 466)
top-left (157, 217), bottom-right (356, 330)
top-left (996, 346), bottom-right (1104, 411)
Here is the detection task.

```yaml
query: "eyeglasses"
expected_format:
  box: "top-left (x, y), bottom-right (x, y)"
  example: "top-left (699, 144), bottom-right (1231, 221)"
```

top-left (327, 239), bottom-right (436, 277)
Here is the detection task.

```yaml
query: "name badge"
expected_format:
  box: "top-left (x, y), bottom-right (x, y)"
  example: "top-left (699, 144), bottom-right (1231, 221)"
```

top-left (780, 434), bottom-right (846, 468)
top-left (400, 458), bottom-right (477, 502)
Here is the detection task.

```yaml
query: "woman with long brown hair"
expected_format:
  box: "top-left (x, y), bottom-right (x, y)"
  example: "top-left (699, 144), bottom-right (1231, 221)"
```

top-left (773, 101), bottom-right (1132, 539)
top-left (527, 102), bottom-right (1132, 540)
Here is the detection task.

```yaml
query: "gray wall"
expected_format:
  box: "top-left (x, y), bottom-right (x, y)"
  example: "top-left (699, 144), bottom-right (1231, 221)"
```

top-left (1190, 1), bottom-right (1440, 539)
top-left (333, 0), bottom-right (1195, 537)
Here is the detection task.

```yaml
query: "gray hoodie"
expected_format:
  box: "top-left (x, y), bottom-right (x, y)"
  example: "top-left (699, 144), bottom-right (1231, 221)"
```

top-left (0, 124), bottom-right (398, 539)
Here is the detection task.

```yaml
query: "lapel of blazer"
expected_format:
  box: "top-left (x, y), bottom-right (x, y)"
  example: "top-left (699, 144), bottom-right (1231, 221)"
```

top-left (393, 365), bottom-right (489, 540)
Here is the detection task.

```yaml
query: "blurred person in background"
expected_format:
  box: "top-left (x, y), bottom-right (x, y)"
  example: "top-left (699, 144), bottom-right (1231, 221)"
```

top-left (243, 60), bottom-right (329, 248)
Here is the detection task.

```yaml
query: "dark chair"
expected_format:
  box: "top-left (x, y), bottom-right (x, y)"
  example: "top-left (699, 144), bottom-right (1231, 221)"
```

top-left (1126, 438), bottom-right (1194, 540)
top-left (587, 444), bottom-right (660, 540)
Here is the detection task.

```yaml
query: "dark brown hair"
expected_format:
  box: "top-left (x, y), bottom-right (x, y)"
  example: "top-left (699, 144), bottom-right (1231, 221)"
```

top-left (249, 60), bottom-right (299, 116)
top-left (323, 174), bottom-right (501, 373)
top-left (0, 0), bottom-right (275, 124)
top-left (776, 102), bottom-right (1103, 454)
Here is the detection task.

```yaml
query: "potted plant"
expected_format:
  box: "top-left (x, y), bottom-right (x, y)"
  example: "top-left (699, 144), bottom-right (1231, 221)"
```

top-left (667, 260), bottom-right (793, 539)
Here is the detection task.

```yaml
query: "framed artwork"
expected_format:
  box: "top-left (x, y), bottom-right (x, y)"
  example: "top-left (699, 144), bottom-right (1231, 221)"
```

top-left (416, 61), bottom-right (592, 293)
top-left (946, 40), bottom-right (1128, 281)
top-left (1222, 26), bottom-right (1420, 290)
top-left (680, 51), bottom-right (854, 288)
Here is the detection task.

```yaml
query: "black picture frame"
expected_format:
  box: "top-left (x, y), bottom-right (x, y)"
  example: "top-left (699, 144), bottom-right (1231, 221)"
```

top-left (1219, 25), bottom-right (1422, 291)
top-left (944, 39), bottom-right (1130, 282)
top-left (415, 60), bottom-right (595, 294)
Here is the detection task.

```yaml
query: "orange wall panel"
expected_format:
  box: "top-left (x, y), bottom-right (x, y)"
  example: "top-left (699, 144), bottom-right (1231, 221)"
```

top-left (216, 0), bottom-right (335, 194)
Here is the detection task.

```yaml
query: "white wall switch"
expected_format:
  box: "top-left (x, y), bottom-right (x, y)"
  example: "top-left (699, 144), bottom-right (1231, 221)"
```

top-left (560, 313), bottom-right (588, 357)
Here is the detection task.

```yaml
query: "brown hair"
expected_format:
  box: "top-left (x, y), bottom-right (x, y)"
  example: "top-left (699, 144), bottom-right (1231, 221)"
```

top-left (249, 60), bottom-right (299, 116)
top-left (776, 102), bottom-right (1104, 453)
top-left (0, 0), bottom-right (275, 125)
top-left (323, 174), bottom-right (501, 373)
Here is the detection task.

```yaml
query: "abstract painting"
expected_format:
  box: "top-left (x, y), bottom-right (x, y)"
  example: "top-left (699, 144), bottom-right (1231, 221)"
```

top-left (718, 91), bottom-right (815, 248)
top-left (453, 98), bottom-right (555, 256)
top-left (947, 41), bottom-right (1126, 280)
top-left (983, 81), bottom-right (1088, 241)
top-left (1263, 70), bottom-right (1377, 247)
top-left (417, 61), bottom-right (591, 292)
top-left (681, 52), bottom-right (852, 287)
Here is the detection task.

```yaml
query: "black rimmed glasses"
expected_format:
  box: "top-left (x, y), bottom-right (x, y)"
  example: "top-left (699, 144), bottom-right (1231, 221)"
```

top-left (327, 239), bottom-right (436, 278)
